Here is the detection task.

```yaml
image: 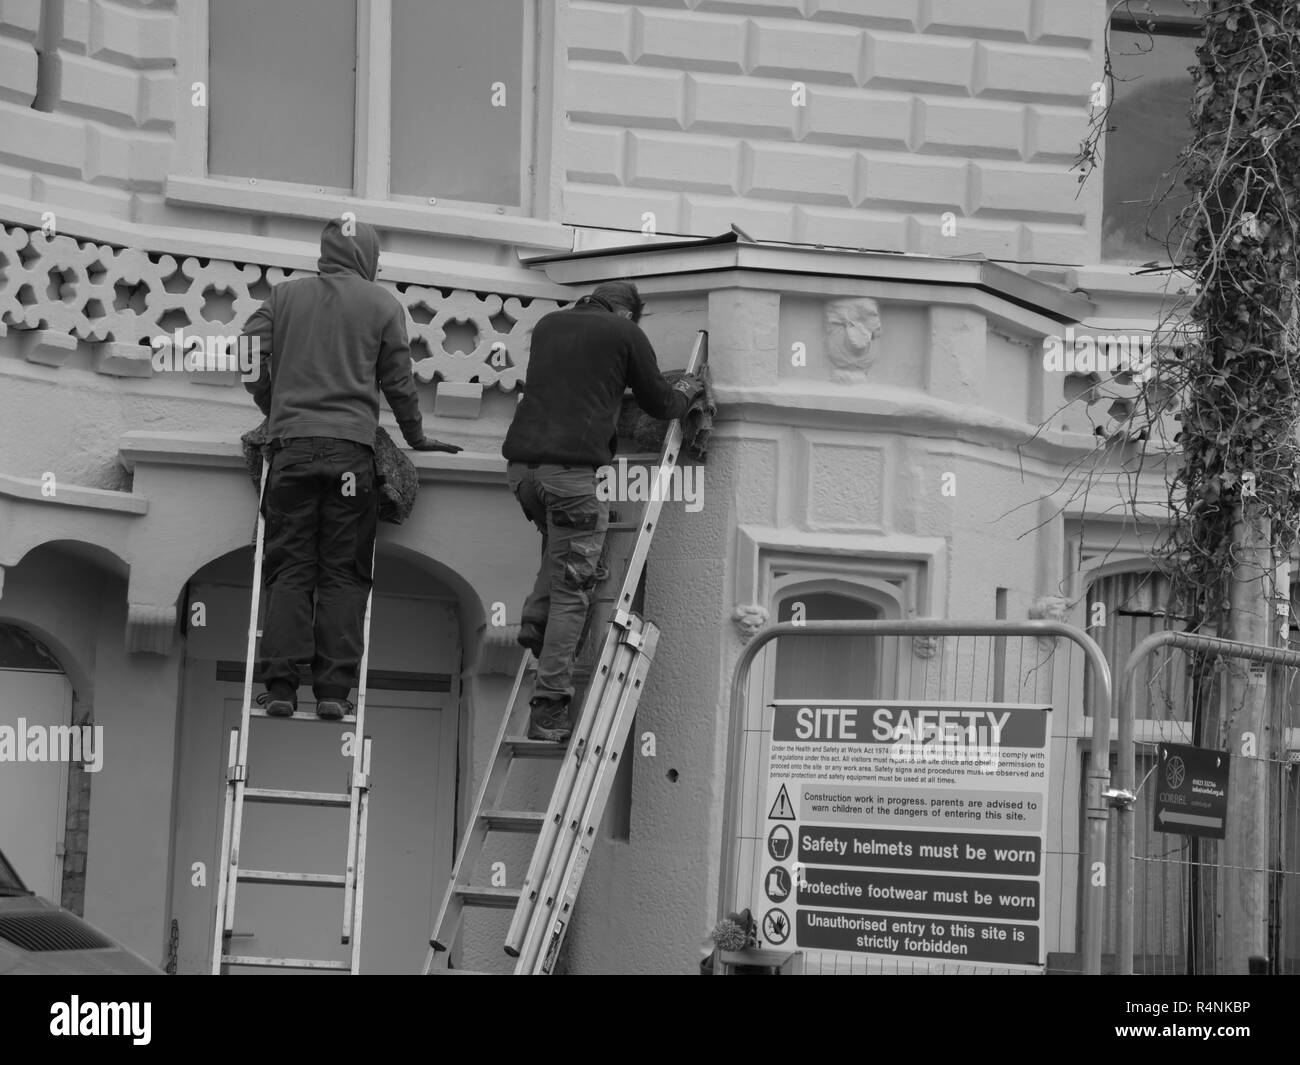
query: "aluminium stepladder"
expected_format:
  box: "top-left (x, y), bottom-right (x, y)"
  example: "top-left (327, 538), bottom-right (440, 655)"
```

top-left (209, 459), bottom-right (376, 974)
top-left (423, 330), bottom-right (707, 975)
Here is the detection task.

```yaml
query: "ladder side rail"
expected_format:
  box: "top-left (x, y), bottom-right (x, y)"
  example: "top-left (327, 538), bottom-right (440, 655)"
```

top-left (516, 623), bottom-right (643, 969)
top-left (235, 456), bottom-right (270, 769)
top-left (209, 729), bottom-right (241, 974)
top-left (423, 650), bottom-right (537, 970)
top-left (501, 624), bottom-right (632, 956)
top-left (349, 736), bottom-right (373, 973)
top-left (218, 458), bottom-right (272, 950)
top-left (525, 623), bottom-right (660, 974)
top-left (342, 541), bottom-right (378, 943)
top-left (607, 331), bottom-right (706, 625)
top-left (517, 622), bottom-right (656, 972)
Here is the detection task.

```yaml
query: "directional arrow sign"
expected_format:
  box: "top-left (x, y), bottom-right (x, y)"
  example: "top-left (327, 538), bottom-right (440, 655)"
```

top-left (1157, 810), bottom-right (1221, 830)
top-left (1153, 742), bottom-right (1229, 840)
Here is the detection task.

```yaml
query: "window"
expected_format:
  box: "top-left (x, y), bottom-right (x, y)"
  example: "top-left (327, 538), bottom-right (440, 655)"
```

top-left (390, 0), bottom-right (525, 206)
top-left (206, 0), bottom-right (535, 211)
top-left (1102, 6), bottom-right (1202, 263)
top-left (208, 0), bottom-right (357, 189)
top-left (773, 591), bottom-right (882, 700)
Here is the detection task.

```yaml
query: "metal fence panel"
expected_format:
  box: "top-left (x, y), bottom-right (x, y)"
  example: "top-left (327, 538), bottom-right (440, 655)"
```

top-left (720, 620), bottom-right (1112, 975)
top-left (1115, 632), bottom-right (1300, 974)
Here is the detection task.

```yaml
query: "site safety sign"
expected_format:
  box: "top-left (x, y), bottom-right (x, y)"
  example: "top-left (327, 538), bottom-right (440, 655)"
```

top-left (753, 701), bottom-right (1051, 970)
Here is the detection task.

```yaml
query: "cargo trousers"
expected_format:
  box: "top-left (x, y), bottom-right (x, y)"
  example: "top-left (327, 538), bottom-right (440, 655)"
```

top-left (507, 462), bottom-right (610, 702)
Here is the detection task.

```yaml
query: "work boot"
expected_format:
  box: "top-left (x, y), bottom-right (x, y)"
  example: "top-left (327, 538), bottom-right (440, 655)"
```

top-left (256, 689), bottom-right (296, 717)
top-left (517, 621), bottom-right (545, 658)
top-left (527, 695), bottom-right (572, 743)
top-left (315, 698), bottom-right (354, 721)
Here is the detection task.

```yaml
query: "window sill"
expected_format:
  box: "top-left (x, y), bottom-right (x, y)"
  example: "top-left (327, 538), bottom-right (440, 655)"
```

top-left (164, 175), bottom-right (574, 251)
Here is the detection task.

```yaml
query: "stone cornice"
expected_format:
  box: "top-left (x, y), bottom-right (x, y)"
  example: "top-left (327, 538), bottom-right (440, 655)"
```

top-left (710, 382), bottom-right (1175, 468)
top-left (0, 194), bottom-right (573, 298)
top-left (117, 431), bottom-right (512, 486)
top-left (523, 233), bottom-right (1097, 326)
top-left (0, 472), bottom-right (148, 514)
top-left (165, 176), bottom-right (574, 253)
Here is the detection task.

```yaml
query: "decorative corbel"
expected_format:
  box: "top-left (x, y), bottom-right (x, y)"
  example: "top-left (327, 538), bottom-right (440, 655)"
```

top-left (479, 624), bottom-right (524, 675)
top-left (125, 603), bottom-right (178, 655)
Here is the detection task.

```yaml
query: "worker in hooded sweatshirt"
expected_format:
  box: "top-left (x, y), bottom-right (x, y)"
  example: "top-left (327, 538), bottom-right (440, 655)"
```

top-left (502, 280), bottom-right (703, 742)
top-left (241, 217), bottom-right (461, 721)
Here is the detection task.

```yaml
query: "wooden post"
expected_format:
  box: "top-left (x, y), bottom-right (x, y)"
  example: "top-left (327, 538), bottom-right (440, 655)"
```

top-left (1220, 507), bottom-right (1272, 972)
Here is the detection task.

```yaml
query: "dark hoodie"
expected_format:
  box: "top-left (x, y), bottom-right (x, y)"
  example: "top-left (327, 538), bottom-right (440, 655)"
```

top-left (502, 298), bottom-right (688, 467)
top-left (242, 219), bottom-right (424, 447)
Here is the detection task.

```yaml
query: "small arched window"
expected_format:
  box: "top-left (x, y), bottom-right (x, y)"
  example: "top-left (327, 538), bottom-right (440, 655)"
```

top-left (772, 586), bottom-right (884, 701)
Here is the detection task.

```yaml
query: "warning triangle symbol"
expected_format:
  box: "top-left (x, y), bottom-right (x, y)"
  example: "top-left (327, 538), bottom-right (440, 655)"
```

top-left (768, 783), bottom-right (796, 821)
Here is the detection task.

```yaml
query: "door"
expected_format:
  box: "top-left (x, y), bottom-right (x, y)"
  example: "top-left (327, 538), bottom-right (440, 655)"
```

top-left (172, 683), bottom-right (456, 974)
top-left (0, 668), bottom-right (73, 901)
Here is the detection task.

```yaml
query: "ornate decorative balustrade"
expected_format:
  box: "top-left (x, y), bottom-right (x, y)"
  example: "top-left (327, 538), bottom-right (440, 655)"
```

top-left (0, 223), bottom-right (567, 396)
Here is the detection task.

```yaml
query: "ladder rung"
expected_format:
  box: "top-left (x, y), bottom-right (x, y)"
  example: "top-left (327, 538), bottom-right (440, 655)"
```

top-left (222, 954), bottom-right (350, 971)
top-left (249, 707), bottom-right (358, 723)
top-left (243, 787), bottom-right (351, 807)
top-left (455, 885), bottom-right (522, 908)
top-left (482, 809), bottom-right (546, 832)
top-left (503, 739), bottom-right (567, 759)
top-left (237, 869), bottom-right (347, 887)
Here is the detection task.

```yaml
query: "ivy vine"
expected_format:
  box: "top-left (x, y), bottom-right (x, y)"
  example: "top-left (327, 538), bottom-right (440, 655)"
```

top-left (1071, 0), bottom-right (1300, 631)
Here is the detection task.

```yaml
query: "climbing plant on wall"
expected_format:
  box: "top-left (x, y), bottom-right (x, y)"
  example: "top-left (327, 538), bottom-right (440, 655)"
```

top-left (1072, 0), bottom-right (1300, 634)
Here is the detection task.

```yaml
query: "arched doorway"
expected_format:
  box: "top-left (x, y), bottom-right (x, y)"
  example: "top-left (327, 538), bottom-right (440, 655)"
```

top-left (166, 545), bottom-right (466, 973)
top-left (0, 622), bottom-right (75, 902)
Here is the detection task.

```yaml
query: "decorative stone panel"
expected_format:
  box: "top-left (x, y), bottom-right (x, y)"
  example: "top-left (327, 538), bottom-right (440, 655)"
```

top-left (0, 223), bottom-right (566, 398)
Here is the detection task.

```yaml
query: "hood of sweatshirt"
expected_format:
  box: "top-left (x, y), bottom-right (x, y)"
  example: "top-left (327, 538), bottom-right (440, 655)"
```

top-left (317, 218), bottom-right (381, 282)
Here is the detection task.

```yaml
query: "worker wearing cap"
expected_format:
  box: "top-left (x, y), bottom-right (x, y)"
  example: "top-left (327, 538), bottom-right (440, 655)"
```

top-left (502, 281), bottom-right (703, 741)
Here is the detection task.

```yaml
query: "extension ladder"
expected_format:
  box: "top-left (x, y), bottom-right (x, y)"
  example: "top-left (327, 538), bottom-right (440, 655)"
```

top-left (209, 461), bottom-right (376, 974)
top-left (423, 329), bottom-right (707, 974)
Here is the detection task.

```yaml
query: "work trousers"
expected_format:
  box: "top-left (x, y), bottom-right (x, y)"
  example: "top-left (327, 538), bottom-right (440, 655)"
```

top-left (258, 437), bottom-right (378, 701)
top-left (507, 462), bottom-right (610, 701)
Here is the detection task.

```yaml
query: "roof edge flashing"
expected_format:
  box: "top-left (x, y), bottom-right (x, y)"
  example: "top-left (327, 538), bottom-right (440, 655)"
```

top-left (522, 230), bottom-right (1094, 324)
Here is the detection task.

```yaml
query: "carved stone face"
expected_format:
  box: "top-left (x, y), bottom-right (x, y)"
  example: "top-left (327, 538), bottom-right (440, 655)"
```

top-left (824, 298), bottom-right (882, 383)
top-left (912, 634), bottom-right (939, 660)
top-left (1029, 595), bottom-right (1070, 648)
top-left (1030, 596), bottom-right (1070, 625)
top-left (731, 604), bottom-right (770, 642)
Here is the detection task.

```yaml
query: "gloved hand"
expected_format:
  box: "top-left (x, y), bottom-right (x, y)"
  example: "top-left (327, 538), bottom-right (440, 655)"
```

top-left (671, 372), bottom-right (705, 402)
top-left (410, 436), bottom-right (463, 453)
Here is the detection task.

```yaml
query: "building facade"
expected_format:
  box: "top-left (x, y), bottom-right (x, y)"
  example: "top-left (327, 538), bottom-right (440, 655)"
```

top-left (4, 0), bottom-right (1288, 974)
